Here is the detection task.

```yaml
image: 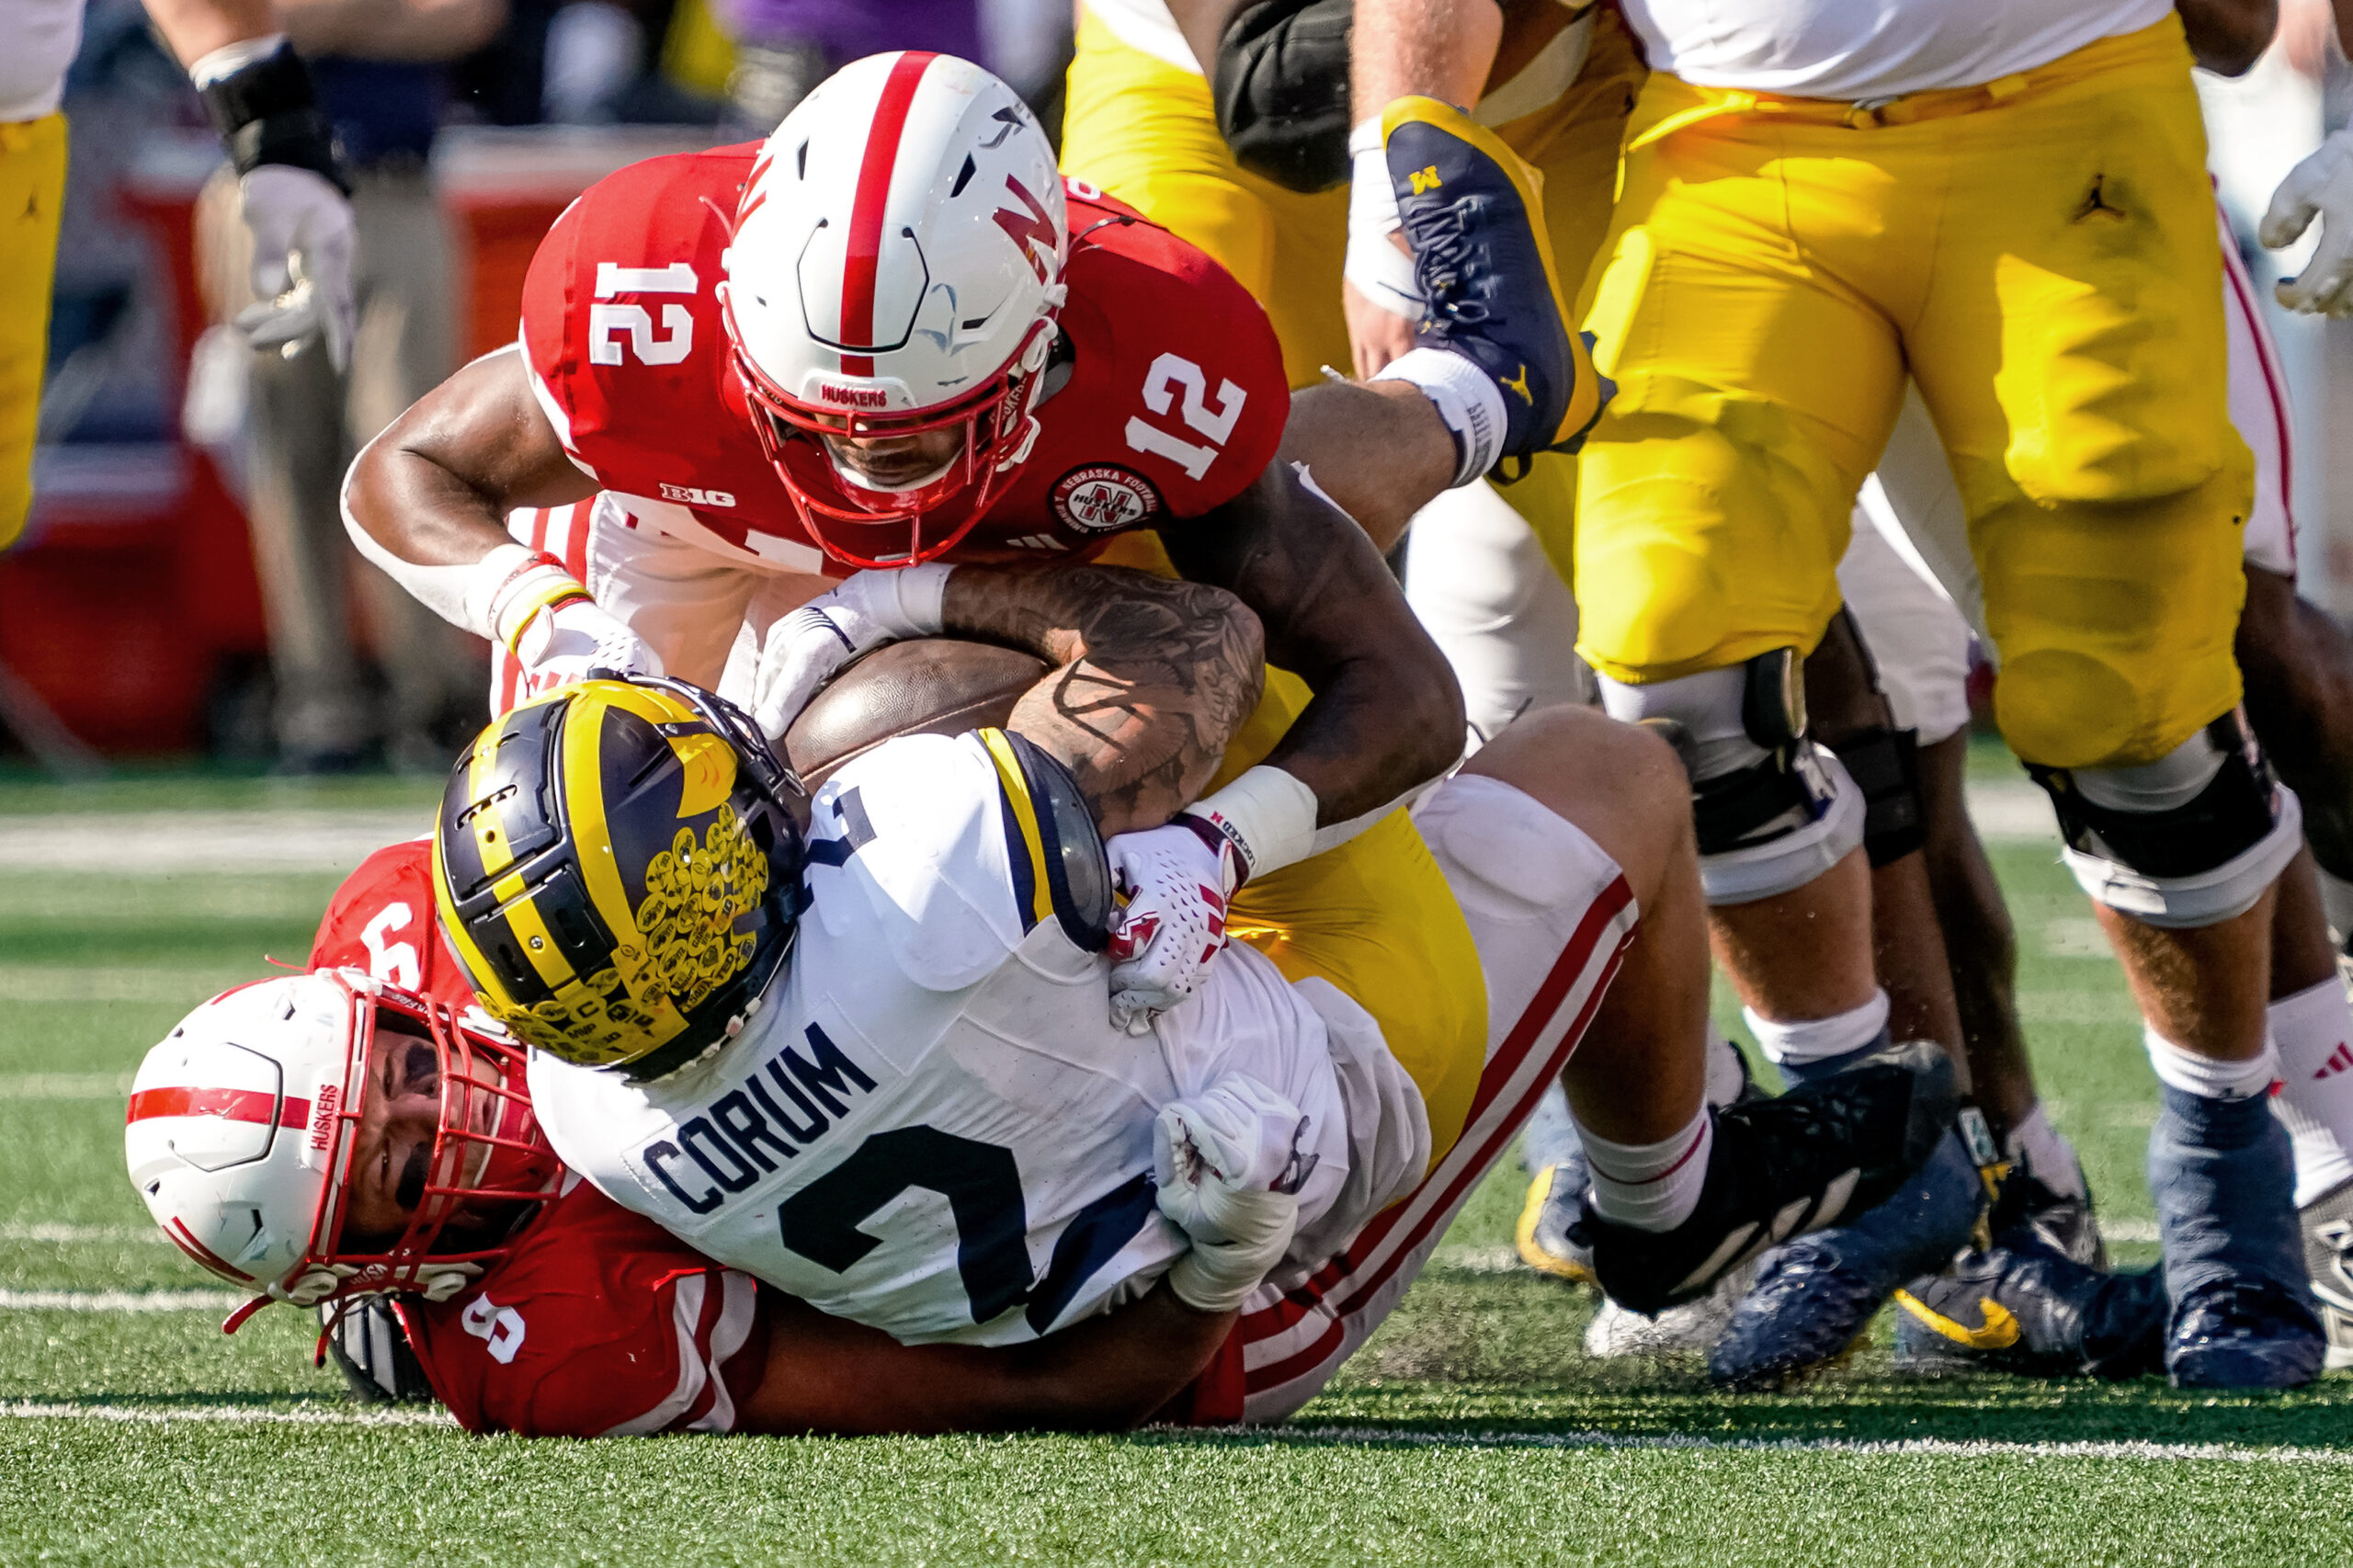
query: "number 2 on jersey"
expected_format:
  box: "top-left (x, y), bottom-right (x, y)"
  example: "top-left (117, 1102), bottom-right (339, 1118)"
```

top-left (1124, 353), bottom-right (1246, 481)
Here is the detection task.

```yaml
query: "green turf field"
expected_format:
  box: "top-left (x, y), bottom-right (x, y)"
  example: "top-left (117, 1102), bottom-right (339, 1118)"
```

top-left (3, 753), bottom-right (2347, 1567)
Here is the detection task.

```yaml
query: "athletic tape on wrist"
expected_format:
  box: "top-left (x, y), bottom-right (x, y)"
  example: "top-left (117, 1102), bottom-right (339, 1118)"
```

top-left (490, 562), bottom-right (594, 653)
top-left (891, 562), bottom-right (953, 636)
top-left (1187, 766), bottom-right (1318, 882)
top-left (194, 40), bottom-right (348, 192)
top-left (1346, 119), bottom-right (1422, 316)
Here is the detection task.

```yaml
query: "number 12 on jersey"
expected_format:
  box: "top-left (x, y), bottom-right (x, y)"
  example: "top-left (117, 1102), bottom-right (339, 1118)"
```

top-left (1123, 353), bottom-right (1246, 481)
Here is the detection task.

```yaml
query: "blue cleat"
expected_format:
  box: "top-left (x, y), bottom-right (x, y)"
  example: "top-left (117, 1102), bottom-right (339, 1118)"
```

top-left (1892, 1232), bottom-right (2167, 1380)
top-left (2167, 1279), bottom-right (2327, 1389)
top-left (2149, 1085), bottom-right (2325, 1390)
top-left (1381, 96), bottom-right (1611, 472)
top-left (1581, 1039), bottom-right (1957, 1318)
top-left (1708, 1120), bottom-right (1984, 1390)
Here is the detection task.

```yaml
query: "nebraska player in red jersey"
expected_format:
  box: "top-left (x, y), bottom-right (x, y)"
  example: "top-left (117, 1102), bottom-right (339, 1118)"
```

top-left (341, 51), bottom-right (1598, 1030)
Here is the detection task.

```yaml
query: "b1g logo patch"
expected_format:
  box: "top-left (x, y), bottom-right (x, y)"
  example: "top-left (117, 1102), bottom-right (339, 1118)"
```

top-left (1052, 465), bottom-right (1161, 533)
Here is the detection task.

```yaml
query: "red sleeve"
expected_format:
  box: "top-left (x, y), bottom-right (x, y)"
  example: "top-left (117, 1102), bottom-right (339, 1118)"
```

top-left (518, 146), bottom-right (760, 492)
top-left (1053, 196), bottom-right (1290, 520)
top-left (308, 841), bottom-right (475, 1015)
top-left (401, 1183), bottom-right (771, 1437)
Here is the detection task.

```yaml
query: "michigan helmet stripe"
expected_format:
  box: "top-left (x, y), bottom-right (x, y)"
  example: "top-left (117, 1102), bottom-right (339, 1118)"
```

top-left (559, 685), bottom-right (693, 1048)
top-left (465, 706), bottom-right (523, 882)
top-left (980, 727), bottom-right (1055, 930)
top-left (839, 50), bottom-right (938, 375)
top-left (489, 868), bottom-right (583, 994)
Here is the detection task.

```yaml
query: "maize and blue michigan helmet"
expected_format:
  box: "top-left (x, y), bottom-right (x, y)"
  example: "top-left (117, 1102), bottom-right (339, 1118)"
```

top-left (434, 675), bottom-right (806, 1078)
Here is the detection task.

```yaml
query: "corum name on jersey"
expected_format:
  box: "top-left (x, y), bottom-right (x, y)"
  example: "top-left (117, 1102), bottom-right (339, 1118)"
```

top-left (628, 1023), bottom-right (878, 1216)
top-left (1051, 465), bottom-right (1161, 533)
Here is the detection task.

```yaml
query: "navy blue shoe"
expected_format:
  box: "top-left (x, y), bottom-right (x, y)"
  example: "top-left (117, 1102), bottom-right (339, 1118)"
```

top-left (2168, 1279), bottom-right (2326, 1389)
top-left (1892, 1233), bottom-right (2167, 1380)
top-left (1581, 1039), bottom-right (1957, 1317)
top-left (1709, 1121), bottom-right (1984, 1389)
top-left (1381, 97), bottom-right (1611, 470)
top-left (2148, 1085), bottom-right (2324, 1389)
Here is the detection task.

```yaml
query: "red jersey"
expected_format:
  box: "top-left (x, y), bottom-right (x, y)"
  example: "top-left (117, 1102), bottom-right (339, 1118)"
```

top-left (311, 842), bottom-right (768, 1437)
top-left (520, 147), bottom-right (1290, 571)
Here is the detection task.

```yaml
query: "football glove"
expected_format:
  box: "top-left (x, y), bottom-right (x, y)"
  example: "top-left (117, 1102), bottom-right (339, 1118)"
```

top-left (1106, 816), bottom-right (1243, 1035)
top-left (488, 561), bottom-right (661, 699)
top-left (747, 564), bottom-right (953, 740)
top-left (1154, 1072), bottom-right (1315, 1314)
top-left (233, 165), bottom-right (358, 371)
top-left (2264, 127), bottom-right (2353, 317)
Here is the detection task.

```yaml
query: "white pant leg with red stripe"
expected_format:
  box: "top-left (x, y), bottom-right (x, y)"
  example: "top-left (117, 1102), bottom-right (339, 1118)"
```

top-left (1229, 773), bottom-right (1640, 1424)
top-left (489, 494), bottom-right (831, 716)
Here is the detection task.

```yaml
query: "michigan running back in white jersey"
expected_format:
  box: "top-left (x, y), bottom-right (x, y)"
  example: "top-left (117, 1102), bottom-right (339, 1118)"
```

top-left (525, 728), bottom-right (1430, 1346)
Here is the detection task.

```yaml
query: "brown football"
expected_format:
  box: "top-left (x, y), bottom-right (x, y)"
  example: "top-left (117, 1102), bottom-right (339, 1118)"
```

top-left (782, 637), bottom-right (1051, 790)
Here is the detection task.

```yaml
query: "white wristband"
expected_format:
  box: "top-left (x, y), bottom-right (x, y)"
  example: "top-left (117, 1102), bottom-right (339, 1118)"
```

top-left (1188, 765), bottom-right (1318, 882)
top-left (1345, 119), bottom-right (1422, 319)
top-left (188, 33), bottom-right (288, 86)
top-left (886, 561), bottom-right (953, 637)
top-left (460, 543), bottom-right (541, 642)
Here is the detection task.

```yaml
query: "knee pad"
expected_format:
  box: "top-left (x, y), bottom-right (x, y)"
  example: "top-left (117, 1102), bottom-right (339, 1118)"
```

top-left (1598, 651), bottom-right (1866, 904)
top-left (1834, 724), bottom-right (1924, 868)
top-left (2029, 713), bottom-right (2302, 928)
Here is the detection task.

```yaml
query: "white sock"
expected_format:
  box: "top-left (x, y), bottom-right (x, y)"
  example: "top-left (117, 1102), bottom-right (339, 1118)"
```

top-left (2003, 1105), bottom-right (2087, 1201)
top-left (1743, 989), bottom-right (1892, 1072)
top-left (1704, 1024), bottom-right (1748, 1108)
top-left (2268, 975), bottom-right (2353, 1207)
top-left (1575, 1108), bottom-right (1711, 1233)
top-left (1373, 346), bottom-right (1507, 487)
top-left (2316, 867), bottom-right (2353, 950)
top-left (2144, 1025), bottom-right (2279, 1103)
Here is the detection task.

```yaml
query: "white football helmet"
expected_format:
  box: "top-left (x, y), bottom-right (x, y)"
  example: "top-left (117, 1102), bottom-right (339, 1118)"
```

top-left (721, 51), bottom-right (1069, 567)
top-left (125, 970), bottom-right (555, 1329)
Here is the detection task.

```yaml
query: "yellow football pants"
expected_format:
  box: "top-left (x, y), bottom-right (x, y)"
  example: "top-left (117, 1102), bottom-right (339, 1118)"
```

top-left (1574, 16), bottom-right (2250, 769)
top-left (0, 113), bottom-right (66, 551)
top-left (1059, 6), bottom-right (1643, 585)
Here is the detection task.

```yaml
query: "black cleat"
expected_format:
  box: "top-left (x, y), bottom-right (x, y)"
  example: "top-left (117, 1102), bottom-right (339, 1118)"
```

top-left (1581, 1039), bottom-right (1957, 1316)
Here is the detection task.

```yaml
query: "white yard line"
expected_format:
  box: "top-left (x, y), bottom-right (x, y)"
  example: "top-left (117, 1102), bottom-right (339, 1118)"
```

top-left (0, 812), bottom-right (426, 875)
top-left (0, 1289), bottom-right (245, 1312)
top-left (0, 1400), bottom-right (453, 1427)
top-left (0, 971), bottom-right (244, 1006)
top-left (0, 1071), bottom-right (133, 1098)
top-left (0, 1222), bottom-right (164, 1244)
top-left (1195, 1426), bottom-right (2353, 1465)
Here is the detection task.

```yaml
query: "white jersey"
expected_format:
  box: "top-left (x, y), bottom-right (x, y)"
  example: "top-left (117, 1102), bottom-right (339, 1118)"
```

top-left (1, 0), bottom-right (83, 122)
top-left (530, 732), bottom-right (1421, 1346)
top-left (1618, 0), bottom-right (2167, 101)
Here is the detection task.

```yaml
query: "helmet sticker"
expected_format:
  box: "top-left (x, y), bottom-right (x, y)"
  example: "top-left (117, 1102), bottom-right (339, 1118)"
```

top-left (1051, 465), bottom-right (1162, 534)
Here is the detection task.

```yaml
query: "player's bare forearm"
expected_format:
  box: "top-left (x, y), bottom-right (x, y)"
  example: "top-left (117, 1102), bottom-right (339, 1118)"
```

top-left (1352, 0), bottom-right (1502, 119)
top-left (2176, 0), bottom-right (2278, 74)
top-left (345, 347), bottom-right (599, 569)
top-left (946, 566), bottom-right (1267, 836)
top-left (1165, 465), bottom-right (1464, 823)
top-left (737, 1285), bottom-right (1236, 1436)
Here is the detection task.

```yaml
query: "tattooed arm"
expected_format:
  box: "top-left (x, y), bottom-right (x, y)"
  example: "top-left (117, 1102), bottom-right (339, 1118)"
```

top-left (940, 564), bottom-right (1267, 837)
top-left (1162, 462), bottom-right (1464, 824)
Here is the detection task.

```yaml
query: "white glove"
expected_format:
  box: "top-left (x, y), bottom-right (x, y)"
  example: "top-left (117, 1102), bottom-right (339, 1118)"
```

top-left (1154, 1072), bottom-right (1315, 1314)
top-left (1105, 817), bottom-right (1243, 1036)
top-left (233, 165), bottom-right (358, 371)
top-left (748, 564), bottom-right (953, 740)
top-left (513, 597), bottom-right (662, 699)
top-left (2263, 128), bottom-right (2353, 317)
